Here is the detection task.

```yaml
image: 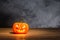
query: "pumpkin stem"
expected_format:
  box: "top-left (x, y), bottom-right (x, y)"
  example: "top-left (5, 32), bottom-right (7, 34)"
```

top-left (20, 17), bottom-right (24, 22)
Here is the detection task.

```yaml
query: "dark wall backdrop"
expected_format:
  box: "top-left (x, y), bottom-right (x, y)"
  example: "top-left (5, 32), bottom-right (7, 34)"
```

top-left (0, 0), bottom-right (60, 28)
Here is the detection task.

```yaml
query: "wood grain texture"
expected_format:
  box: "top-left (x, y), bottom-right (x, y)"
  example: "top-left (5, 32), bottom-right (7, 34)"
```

top-left (0, 28), bottom-right (60, 40)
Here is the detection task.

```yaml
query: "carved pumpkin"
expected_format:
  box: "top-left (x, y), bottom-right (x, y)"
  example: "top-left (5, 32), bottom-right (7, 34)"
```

top-left (12, 22), bottom-right (29, 34)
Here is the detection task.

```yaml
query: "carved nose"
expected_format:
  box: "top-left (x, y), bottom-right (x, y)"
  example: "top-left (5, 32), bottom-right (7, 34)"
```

top-left (20, 27), bottom-right (23, 30)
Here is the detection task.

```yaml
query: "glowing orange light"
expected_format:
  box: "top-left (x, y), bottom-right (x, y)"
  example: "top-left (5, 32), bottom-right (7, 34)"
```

top-left (12, 22), bottom-right (29, 34)
top-left (14, 34), bottom-right (26, 40)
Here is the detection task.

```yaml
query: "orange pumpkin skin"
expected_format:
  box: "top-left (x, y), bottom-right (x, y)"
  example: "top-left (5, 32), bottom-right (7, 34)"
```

top-left (12, 22), bottom-right (29, 34)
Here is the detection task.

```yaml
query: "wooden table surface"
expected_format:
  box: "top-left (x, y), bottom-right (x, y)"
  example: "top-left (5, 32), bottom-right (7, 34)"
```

top-left (0, 28), bottom-right (60, 40)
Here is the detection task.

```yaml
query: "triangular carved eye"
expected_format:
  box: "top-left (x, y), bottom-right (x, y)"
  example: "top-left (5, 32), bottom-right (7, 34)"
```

top-left (22, 25), bottom-right (25, 28)
top-left (16, 25), bottom-right (19, 27)
top-left (16, 25), bottom-right (19, 29)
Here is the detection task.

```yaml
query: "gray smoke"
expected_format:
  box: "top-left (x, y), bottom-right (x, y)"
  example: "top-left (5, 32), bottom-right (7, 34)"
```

top-left (0, 0), bottom-right (60, 28)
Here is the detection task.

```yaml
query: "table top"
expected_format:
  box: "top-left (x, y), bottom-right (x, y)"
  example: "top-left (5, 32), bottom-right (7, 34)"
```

top-left (0, 28), bottom-right (60, 40)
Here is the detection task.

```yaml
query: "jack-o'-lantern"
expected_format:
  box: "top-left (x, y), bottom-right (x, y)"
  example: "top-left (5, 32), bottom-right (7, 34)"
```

top-left (12, 22), bottom-right (29, 34)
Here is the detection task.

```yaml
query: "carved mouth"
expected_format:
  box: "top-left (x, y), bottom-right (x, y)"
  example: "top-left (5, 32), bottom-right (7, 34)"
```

top-left (18, 29), bottom-right (25, 32)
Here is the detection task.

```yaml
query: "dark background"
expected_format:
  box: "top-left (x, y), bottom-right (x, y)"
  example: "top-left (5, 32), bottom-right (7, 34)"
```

top-left (0, 0), bottom-right (60, 28)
